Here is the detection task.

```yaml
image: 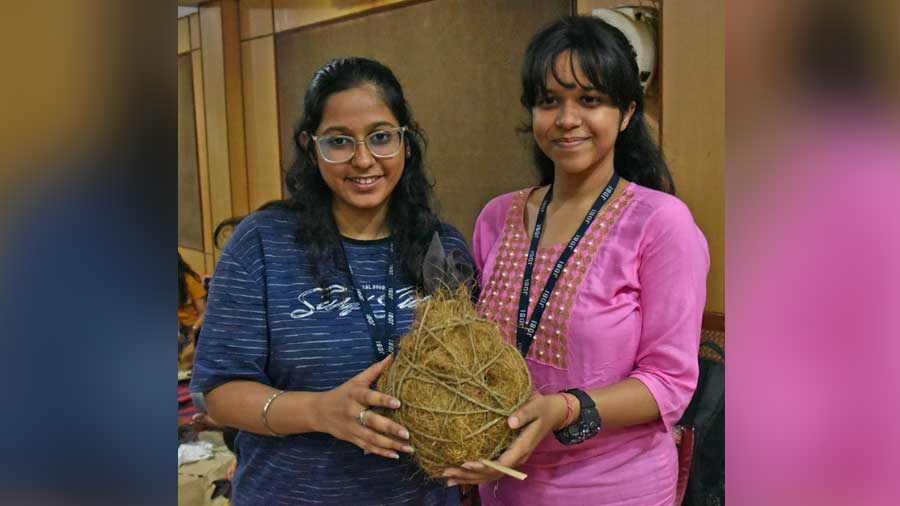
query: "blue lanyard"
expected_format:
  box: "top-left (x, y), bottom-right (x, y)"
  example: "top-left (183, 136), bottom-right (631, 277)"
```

top-left (516, 173), bottom-right (619, 357)
top-left (340, 240), bottom-right (396, 360)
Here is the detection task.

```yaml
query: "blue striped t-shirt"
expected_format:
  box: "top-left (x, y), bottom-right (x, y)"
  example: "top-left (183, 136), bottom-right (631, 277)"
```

top-left (190, 207), bottom-right (472, 505)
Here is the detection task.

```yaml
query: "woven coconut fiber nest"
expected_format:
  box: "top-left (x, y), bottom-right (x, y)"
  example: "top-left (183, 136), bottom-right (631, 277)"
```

top-left (377, 287), bottom-right (532, 477)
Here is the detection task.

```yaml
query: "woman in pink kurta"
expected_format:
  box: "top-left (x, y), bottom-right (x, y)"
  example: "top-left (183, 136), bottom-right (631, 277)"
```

top-left (442, 17), bottom-right (709, 505)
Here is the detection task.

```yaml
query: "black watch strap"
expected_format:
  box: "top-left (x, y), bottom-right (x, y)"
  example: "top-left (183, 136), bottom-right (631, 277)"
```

top-left (553, 388), bottom-right (602, 445)
top-left (565, 388), bottom-right (596, 410)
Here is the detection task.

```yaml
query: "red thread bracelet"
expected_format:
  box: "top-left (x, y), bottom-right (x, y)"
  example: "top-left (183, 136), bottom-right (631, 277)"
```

top-left (558, 392), bottom-right (578, 429)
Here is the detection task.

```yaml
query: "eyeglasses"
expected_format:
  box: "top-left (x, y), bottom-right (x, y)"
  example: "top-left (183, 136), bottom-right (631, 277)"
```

top-left (311, 126), bottom-right (408, 164)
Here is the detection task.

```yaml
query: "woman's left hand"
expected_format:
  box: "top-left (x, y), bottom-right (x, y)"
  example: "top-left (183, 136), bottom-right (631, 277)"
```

top-left (441, 392), bottom-right (568, 486)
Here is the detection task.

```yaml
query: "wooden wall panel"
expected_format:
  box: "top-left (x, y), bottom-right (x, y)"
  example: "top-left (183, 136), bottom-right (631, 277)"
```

top-left (191, 50), bottom-right (213, 255)
top-left (189, 13), bottom-right (201, 49)
top-left (240, 0), bottom-right (274, 40)
top-left (576, 0), bottom-right (614, 14)
top-left (178, 55), bottom-right (204, 251)
top-left (222, 0), bottom-right (249, 217)
top-left (275, 0), bottom-right (570, 244)
top-left (241, 36), bottom-right (283, 210)
top-left (199, 2), bottom-right (235, 255)
top-left (661, 0), bottom-right (725, 313)
top-left (273, 0), bottom-right (416, 34)
top-left (178, 17), bottom-right (191, 54)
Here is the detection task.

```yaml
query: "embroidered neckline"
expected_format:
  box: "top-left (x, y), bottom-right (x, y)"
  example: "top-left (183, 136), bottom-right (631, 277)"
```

top-left (476, 184), bottom-right (636, 370)
top-left (515, 182), bottom-right (636, 249)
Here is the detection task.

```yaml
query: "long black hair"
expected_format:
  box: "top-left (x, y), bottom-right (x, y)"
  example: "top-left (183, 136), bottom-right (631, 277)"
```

top-left (521, 16), bottom-right (674, 194)
top-left (282, 57), bottom-right (441, 290)
top-left (178, 253), bottom-right (200, 307)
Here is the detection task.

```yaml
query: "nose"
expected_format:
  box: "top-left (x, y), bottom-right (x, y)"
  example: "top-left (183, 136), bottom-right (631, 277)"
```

top-left (351, 139), bottom-right (375, 169)
top-left (555, 103), bottom-right (582, 130)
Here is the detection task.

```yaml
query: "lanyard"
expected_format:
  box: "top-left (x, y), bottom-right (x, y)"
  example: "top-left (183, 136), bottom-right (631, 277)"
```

top-left (516, 172), bottom-right (619, 357)
top-left (340, 240), bottom-right (396, 360)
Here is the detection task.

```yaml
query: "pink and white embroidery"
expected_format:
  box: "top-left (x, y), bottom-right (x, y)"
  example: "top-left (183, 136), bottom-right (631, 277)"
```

top-left (478, 188), bottom-right (634, 369)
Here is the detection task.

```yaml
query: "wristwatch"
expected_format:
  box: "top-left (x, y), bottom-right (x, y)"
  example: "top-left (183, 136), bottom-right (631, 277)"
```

top-left (553, 388), bottom-right (602, 445)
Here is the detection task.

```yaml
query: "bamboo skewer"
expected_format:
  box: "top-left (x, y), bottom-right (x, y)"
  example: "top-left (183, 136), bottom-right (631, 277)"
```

top-left (479, 459), bottom-right (527, 480)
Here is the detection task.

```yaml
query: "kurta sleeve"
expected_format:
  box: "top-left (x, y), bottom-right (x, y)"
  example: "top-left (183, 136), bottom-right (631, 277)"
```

top-left (190, 219), bottom-right (271, 394)
top-left (629, 199), bottom-right (710, 430)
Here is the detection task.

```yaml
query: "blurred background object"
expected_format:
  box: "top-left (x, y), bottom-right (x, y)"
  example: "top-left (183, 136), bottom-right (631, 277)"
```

top-left (728, 1), bottom-right (900, 505)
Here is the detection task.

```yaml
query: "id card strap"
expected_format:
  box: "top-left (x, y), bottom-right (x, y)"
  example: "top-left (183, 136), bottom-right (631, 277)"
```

top-left (515, 173), bottom-right (619, 357)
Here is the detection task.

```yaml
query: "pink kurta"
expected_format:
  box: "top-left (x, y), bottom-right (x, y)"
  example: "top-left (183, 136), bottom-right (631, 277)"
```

top-left (473, 182), bottom-right (709, 506)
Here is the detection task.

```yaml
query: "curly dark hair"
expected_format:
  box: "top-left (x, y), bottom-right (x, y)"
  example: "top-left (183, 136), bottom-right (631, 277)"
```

top-left (178, 252), bottom-right (200, 307)
top-left (281, 57), bottom-right (441, 290)
top-left (521, 16), bottom-right (675, 194)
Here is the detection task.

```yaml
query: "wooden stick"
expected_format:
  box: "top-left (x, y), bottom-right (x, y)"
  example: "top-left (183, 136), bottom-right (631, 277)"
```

top-left (479, 459), bottom-right (527, 480)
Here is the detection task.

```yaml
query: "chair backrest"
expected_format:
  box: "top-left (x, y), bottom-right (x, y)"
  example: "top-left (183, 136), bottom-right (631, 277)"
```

top-left (678, 328), bottom-right (725, 506)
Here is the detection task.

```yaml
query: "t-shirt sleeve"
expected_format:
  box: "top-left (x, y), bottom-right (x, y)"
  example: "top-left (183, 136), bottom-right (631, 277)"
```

top-left (628, 199), bottom-right (710, 430)
top-left (437, 223), bottom-right (474, 267)
top-left (190, 220), bottom-right (270, 395)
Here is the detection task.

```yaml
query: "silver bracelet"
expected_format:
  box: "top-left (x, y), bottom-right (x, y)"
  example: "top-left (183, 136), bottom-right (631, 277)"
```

top-left (261, 390), bottom-right (288, 437)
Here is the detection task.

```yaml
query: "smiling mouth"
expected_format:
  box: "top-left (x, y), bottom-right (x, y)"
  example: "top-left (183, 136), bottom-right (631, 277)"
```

top-left (553, 137), bottom-right (590, 146)
top-left (347, 176), bottom-right (382, 185)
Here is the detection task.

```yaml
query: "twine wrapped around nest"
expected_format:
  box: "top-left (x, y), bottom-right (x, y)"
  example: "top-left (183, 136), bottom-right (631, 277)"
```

top-left (377, 287), bottom-right (533, 477)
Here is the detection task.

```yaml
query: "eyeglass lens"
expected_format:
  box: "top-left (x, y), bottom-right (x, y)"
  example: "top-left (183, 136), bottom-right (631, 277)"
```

top-left (318, 128), bottom-right (403, 162)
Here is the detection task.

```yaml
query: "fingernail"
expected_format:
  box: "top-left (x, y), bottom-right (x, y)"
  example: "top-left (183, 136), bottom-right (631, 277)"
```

top-left (509, 416), bottom-right (519, 428)
top-left (390, 452), bottom-right (400, 459)
top-left (447, 480), bottom-right (457, 487)
top-left (398, 429), bottom-right (410, 439)
top-left (461, 462), bottom-right (479, 470)
top-left (390, 399), bottom-right (401, 408)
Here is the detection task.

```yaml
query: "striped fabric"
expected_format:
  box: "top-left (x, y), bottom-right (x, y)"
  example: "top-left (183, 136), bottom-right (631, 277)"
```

top-left (191, 207), bottom-right (472, 505)
top-left (177, 380), bottom-right (198, 426)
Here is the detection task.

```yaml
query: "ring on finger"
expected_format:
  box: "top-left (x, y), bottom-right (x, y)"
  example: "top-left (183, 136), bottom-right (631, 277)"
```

top-left (356, 408), bottom-right (370, 427)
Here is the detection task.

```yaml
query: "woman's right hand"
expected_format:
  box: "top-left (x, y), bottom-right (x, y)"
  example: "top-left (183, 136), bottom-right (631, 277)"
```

top-left (312, 355), bottom-right (414, 460)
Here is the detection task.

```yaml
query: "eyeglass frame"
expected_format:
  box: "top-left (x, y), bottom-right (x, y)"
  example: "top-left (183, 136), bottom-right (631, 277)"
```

top-left (310, 126), bottom-right (408, 164)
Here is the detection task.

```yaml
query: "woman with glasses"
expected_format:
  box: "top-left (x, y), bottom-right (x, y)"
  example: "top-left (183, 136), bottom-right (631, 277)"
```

top-left (190, 57), bottom-right (472, 505)
top-left (442, 17), bottom-right (709, 505)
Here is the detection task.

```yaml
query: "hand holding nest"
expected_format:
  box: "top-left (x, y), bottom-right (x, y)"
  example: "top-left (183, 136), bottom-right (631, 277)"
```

top-left (441, 392), bottom-right (568, 485)
top-left (313, 355), bottom-right (415, 460)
